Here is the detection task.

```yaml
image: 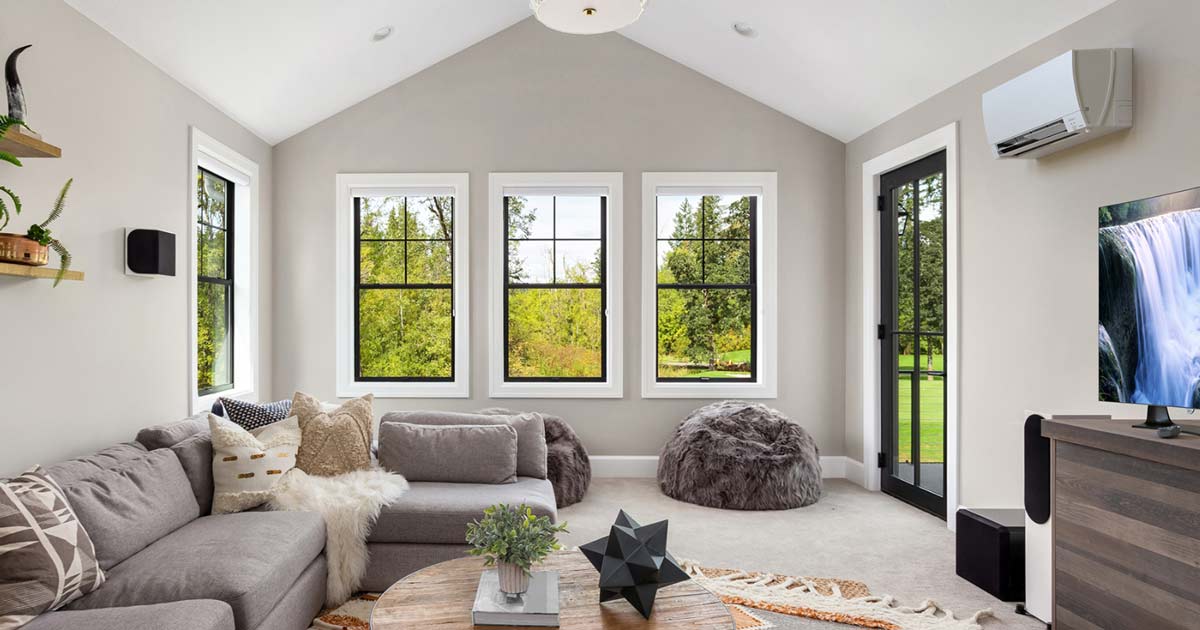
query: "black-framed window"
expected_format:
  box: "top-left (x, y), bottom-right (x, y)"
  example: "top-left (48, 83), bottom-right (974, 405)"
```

top-left (655, 194), bottom-right (756, 381)
top-left (197, 167), bottom-right (235, 395)
top-left (504, 195), bottom-right (606, 381)
top-left (355, 195), bottom-right (455, 381)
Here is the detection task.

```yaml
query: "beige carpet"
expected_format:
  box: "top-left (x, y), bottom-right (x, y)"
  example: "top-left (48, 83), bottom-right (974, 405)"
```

top-left (558, 479), bottom-right (1040, 629)
top-left (316, 479), bottom-right (1035, 629)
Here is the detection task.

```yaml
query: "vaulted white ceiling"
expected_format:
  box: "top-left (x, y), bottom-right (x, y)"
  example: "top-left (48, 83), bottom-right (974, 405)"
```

top-left (65, 0), bottom-right (1114, 145)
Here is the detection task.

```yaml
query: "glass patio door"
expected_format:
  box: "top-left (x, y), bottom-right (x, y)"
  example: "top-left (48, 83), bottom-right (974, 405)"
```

top-left (879, 151), bottom-right (947, 518)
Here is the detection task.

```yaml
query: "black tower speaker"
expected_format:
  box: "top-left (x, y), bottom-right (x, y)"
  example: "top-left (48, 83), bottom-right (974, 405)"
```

top-left (126, 229), bottom-right (176, 276)
top-left (1024, 414), bottom-right (1051, 525)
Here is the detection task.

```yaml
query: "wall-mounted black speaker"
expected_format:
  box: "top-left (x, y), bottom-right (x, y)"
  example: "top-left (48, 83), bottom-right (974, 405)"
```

top-left (1024, 414), bottom-right (1051, 525)
top-left (126, 229), bottom-right (176, 276)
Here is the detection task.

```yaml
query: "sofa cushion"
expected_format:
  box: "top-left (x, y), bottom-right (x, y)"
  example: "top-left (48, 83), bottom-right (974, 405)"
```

top-left (67, 511), bottom-right (325, 630)
top-left (378, 423), bottom-right (518, 484)
top-left (59, 449), bottom-right (199, 571)
top-left (0, 467), bottom-right (106, 627)
top-left (23, 600), bottom-right (234, 630)
top-left (170, 431), bottom-right (214, 515)
top-left (381, 410), bottom-right (548, 478)
top-left (220, 398), bottom-right (292, 431)
top-left (368, 477), bottom-right (556, 544)
top-left (210, 415), bottom-right (301, 515)
top-left (292, 392), bottom-right (373, 477)
top-left (41, 442), bottom-right (147, 489)
top-left (136, 411), bottom-right (209, 450)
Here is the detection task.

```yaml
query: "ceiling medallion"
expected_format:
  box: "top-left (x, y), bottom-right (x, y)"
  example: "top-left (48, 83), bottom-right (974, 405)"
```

top-left (530, 0), bottom-right (649, 35)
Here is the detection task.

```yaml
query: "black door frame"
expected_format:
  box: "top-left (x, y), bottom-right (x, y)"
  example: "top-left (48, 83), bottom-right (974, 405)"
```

top-left (879, 150), bottom-right (947, 518)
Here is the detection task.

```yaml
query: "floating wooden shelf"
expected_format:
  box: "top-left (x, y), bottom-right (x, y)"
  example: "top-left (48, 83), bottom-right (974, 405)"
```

top-left (0, 261), bottom-right (83, 281)
top-left (0, 127), bottom-right (61, 158)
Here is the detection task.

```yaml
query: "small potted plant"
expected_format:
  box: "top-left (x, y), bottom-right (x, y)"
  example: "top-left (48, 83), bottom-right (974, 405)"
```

top-left (1, 115), bottom-right (75, 286)
top-left (466, 503), bottom-right (568, 595)
top-left (0, 178), bottom-right (73, 285)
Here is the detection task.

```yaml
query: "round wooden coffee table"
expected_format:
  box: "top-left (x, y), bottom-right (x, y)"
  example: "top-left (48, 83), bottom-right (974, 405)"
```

top-left (371, 550), bottom-right (733, 629)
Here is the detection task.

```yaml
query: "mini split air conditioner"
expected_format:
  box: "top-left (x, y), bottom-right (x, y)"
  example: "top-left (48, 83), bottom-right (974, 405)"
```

top-left (983, 48), bottom-right (1132, 159)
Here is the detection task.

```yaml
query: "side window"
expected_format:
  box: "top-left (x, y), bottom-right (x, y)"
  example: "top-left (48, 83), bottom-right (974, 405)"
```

top-left (196, 167), bottom-right (235, 395)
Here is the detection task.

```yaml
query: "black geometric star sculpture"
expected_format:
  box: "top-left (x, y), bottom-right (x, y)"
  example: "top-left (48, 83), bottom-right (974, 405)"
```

top-left (579, 510), bottom-right (689, 619)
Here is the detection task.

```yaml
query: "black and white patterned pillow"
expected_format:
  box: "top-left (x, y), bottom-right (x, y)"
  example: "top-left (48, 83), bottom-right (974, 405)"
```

top-left (218, 398), bottom-right (292, 431)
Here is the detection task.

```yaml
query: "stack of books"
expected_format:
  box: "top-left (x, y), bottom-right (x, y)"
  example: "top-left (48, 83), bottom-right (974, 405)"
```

top-left (471, 570), bottom-right (560, 627)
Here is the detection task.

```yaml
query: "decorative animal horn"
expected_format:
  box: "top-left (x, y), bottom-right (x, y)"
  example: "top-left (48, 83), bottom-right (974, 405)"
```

top-left (6, 45), bottom-right (32, 121)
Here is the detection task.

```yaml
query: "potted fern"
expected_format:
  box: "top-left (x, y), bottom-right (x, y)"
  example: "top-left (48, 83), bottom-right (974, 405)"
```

top-left (466, 504), bottom-right (568, 595)
top-left (0, 178), bottom-right (73, 286)
top-left (1, 115), bottom-right (74, 286)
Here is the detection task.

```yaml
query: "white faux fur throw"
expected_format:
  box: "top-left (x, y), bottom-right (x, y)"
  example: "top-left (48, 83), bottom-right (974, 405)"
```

top-left (269, 467), bottom-right (408, 606)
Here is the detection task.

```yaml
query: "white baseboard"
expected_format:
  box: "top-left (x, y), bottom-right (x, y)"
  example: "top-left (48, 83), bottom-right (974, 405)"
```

top-left (590, 456), bottom-right (659, 478)
top-left (590, 455), bottom-right (854, 479)
top-left (842, 457), bottom-right (866, 487)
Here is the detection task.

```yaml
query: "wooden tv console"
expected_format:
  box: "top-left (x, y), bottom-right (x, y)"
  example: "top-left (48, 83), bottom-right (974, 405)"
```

top-left (1041, 417), bottom-right (1200, 630)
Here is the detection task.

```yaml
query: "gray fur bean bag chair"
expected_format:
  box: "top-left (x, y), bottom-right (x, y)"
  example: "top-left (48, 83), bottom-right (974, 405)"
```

top-left (479, 409), bottom-right (591, 508)
top-left (658, 401), bottom-right (821, 510)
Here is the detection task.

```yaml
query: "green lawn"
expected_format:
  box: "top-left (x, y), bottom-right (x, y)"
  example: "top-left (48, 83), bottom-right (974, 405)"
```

top-left (689, 370), bottom-right (750, 378)
top-left (658, 349), bottom-right (751, 378)
top-left (896, 369), bottom-right (945, 464)
top-left (719, 349), bottom-right (751, 363)
top-left (897, 352), bottom-right (944, 372)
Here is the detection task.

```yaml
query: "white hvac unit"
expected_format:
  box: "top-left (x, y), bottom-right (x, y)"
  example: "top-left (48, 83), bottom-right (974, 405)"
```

top-left (982, 48), bottom-right (1132, 159)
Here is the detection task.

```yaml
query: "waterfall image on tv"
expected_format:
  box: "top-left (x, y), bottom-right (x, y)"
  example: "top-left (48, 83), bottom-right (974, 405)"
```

top-left (1099, 186), bottom-right (1200, 408)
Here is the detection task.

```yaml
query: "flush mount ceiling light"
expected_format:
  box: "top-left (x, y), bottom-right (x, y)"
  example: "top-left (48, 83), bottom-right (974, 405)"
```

top-left (372, 25), bottom-right (393, 42)
top-left (530, 0), bottom-right (649, 35)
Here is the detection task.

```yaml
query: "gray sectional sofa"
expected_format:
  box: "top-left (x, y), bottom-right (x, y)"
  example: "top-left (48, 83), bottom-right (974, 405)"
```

top-left (21, 410), bottom-right (558, 630)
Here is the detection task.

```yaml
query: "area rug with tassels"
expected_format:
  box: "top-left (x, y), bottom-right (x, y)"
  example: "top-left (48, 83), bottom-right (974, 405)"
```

top-left (309, 563), bottom-right (991, 630)
top-left (681, 560), bottom-right (993, 630)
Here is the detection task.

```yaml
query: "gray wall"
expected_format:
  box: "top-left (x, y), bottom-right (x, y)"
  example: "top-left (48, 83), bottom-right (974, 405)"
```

top-left (273, 19), bottom-right (847, 457)
top-left (0, 1), bottom-right (273, 473)
top-left (844, 0), bottom-right (1200, 507)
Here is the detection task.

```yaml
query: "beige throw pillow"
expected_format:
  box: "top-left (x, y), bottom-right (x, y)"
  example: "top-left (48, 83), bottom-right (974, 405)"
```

top-left (292, 392), bottom-right (373, 477)
top-left (209, 414), bottom-right (301, 514)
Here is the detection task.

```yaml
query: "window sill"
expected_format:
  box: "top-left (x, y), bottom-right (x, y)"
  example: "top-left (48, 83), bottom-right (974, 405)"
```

top-left (489, 381), bottom-right (622, 399)
top-left (194, 387), bottom-right (255, 415)
top-left (338, 381), bottom-right (469, 399)
top-left (640, 380), bottom-right (776, 399)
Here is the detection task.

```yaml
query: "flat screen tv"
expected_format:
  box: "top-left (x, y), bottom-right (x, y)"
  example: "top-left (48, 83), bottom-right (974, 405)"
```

top-left (1099, 185), bottom-right (1200, 428)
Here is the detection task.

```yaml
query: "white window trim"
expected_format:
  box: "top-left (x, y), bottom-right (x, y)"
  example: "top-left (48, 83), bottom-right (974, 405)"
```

top-left (188, 127), bottom-right (260, 414)
top-left (335, 173), bottom-right (470, 398)
top-left (859, 122), bottom-right (959, 530)
top-left (488, 172), bottom-right (623, 398)
top-left (640, 172), bottom-right (778, 399)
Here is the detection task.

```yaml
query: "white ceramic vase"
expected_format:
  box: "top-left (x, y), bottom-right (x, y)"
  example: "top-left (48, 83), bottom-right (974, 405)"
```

top-left (497, 561), bottom-right (530, 595)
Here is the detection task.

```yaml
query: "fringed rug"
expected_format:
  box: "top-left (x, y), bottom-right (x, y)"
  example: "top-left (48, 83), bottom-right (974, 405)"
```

top-left (682, 561), bottom-right (993, 630)
top-left (311, 564), bottom-right (991, 630)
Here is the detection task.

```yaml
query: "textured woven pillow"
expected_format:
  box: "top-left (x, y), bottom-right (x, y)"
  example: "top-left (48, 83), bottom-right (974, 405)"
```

top-left (209, 414), bottom-right (301, 514)
top-left (0, 467), bottom-right (105, 628)
top-left (218, 398), bottom-right (292, 431)
top-left (291, 392), bottom-right (373, 477)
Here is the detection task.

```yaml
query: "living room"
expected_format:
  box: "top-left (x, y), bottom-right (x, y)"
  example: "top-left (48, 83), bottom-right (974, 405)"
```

top-left (2, 1), bottom-right (1196, 629)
